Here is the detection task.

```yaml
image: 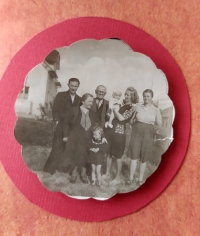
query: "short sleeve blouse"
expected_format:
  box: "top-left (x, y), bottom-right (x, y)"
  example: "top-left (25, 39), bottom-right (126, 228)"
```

top-left (135, 104), bottom-right (162, 125)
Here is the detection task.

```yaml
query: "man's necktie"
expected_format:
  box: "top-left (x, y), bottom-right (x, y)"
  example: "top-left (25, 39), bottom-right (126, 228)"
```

top-left (96, 98), bottom-right (103, 108)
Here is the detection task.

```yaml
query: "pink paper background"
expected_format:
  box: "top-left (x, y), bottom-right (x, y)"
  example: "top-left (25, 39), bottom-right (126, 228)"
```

top-left (0, 0), bottom-right (199, 234)
top-left (0, 17), bottom-right (190, 221)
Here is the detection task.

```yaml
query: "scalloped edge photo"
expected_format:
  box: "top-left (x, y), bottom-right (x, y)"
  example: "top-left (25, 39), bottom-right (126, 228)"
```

top-left (14, 38), bottom-right (175, 200)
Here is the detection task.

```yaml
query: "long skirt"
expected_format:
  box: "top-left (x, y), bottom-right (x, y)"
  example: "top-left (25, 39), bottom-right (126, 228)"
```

top-left (43, 122), bottom-right (65, 174)
top-left (128, 122), bottom-right (154, 163)
top-left (61, 124), bottom-right (92, 172)
top-left (105, 126), bottom-right (126, 159)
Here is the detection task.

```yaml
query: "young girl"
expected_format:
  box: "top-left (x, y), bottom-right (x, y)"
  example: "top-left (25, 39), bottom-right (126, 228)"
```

top-left (105, 91), bottom-right (122, 128)
top-left (87, 126), bottom-right (108, 186)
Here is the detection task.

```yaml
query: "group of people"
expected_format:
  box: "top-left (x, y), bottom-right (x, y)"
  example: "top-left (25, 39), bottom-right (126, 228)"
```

top-left (43, 78), bottom-right (162, 187)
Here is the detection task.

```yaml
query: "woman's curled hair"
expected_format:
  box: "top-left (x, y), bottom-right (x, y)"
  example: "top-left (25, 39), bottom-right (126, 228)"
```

top-left (126, 87), bottom-right (139, 104)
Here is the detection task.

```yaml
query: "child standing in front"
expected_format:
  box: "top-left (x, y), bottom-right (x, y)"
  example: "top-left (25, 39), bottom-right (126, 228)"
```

top-left (105, 91), bottom-right (122, 128)
top-left (87, 126), bottom-right (107, 186)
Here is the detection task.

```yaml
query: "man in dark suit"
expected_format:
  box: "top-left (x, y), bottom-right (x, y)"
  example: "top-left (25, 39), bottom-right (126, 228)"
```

top-left (43, 78), bottom-right (81, 174)
top-left (91, 85), bottom-right (109, 127)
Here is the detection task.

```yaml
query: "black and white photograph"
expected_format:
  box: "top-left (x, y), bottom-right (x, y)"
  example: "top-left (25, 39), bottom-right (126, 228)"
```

top-left (14, 39), bottom-right (175, 200)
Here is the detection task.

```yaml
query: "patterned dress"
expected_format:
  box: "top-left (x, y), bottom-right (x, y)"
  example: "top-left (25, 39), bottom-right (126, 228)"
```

top-left (105, 104), bottom-right (135, 159)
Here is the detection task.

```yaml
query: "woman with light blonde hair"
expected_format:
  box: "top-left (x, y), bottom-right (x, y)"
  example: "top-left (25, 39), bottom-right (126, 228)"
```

top-left (104, 87), bottom-right (139, 185)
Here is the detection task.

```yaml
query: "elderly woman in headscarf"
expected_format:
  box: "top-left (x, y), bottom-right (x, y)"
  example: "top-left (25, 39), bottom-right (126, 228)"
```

top-left (104, 87), bottom-right (139, 185)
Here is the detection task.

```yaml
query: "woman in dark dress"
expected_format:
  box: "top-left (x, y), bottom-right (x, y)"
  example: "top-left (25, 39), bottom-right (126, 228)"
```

top-left (104, 87), bottom-right (139, 185)
top-left (62, 93), bottom-right (100, 183)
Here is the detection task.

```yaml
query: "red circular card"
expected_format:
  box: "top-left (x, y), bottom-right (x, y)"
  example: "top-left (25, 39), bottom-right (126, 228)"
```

top-left (0, 17), bottom-right (190, 221)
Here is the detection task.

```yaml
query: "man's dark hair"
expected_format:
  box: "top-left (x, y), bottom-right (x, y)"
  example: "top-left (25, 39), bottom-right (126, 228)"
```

top-left (68, 78), bottom-right (80, 86)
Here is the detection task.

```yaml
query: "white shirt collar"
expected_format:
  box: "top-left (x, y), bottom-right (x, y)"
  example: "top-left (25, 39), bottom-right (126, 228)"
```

top-left (80, 105), bottom-right (89, 114)
top-left (141, 103), bottom-right (154, 109)
top-left (96, 98), bottom-right (103, 107)
top-left (70, 94), bottom-right (75, 103)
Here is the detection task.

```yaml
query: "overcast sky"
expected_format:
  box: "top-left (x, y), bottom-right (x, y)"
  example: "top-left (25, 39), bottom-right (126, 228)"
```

top-left (55, 39), bottom-right (172, 109)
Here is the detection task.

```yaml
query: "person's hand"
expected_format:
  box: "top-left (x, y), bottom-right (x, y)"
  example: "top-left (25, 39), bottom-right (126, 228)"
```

top-left (90, 148), bottom-right (99, 153)
top-left (94, 148), bottom-right (99, 153)
top-left (106, 108), bottom-right (112, 117)
top-left (63, 137), bottom-right (68, 142)
top-left (102, 137), bottom-right (108, 143)
top-left (129, 118), bottom-right (135, 126)
top-left (113, 108), bottom-right (117, 114)
top-left (54, 119), bottom-right (59, 124)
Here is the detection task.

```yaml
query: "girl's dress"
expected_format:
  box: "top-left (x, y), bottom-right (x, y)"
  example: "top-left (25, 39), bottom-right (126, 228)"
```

top-left (87, 139), bottom-right (107, 166)
top-left (105, 104), bottom-right (135, 159)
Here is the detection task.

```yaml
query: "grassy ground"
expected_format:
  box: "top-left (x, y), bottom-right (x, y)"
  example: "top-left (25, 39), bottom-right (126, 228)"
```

top-left (14, 117), bottom-right (54, 147)
top-left (22, 145), bottom-right (159, 199)
top-left (15, 117), bottom-right (163, 199)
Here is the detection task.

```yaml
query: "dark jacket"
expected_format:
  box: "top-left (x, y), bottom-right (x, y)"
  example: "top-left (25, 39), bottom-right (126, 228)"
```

top-left (52, 91), bottom-right (81, 122)
top-left (91, 98), bottom-right (109, 127)
top-left (63, 107), bottom-right (99, 138)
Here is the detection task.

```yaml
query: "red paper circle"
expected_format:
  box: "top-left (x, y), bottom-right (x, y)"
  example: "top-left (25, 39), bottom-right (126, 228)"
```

top-left (0, 17), bottom-right (190, 221)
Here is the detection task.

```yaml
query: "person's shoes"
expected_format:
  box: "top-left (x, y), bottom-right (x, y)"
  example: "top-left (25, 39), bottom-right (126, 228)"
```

top-left (91, 180), bottom-right (96, 186)
top-left (109, 178), bottom-right (121, 186)
top-left (105, 122), bottom-right (108, 128)
top-left (101, 179), bottom-right (108, 186)
top-left (80, 176), bottom-right (88, 184)
top-left (86, 176), bottom-right (91, 184)
top-left (126, 179), bottom-right (134, 185)
top-left (102, 174), bottom-right (110, 181)
top-left (136, 178), bottom-right (145, 186)
top-left (70, 176), bottom-right (77, 184)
